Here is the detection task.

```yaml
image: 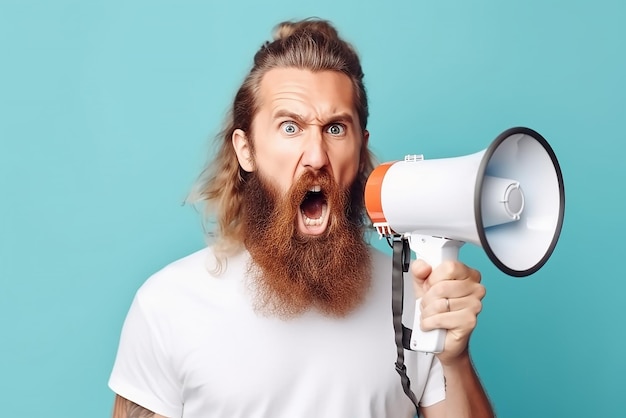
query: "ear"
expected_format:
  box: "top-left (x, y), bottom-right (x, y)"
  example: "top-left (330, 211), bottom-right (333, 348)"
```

top-left (360, 129), bottom-right (370, 168)
top-left (232, 129), bottom-right (254, 172)
top-left (363, 129), bottom-right (370, 148)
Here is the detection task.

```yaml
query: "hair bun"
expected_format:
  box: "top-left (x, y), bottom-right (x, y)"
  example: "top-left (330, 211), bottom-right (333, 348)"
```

top-left (272, 18), bottom-right (339, 41)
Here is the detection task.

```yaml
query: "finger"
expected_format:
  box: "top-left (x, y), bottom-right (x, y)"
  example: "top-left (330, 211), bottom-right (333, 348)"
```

top-left (419, 297), bottom-right (449, 320)
top-left (426, 260), bottom-right (481, 287)
top-left (420, 286), bottom-right (486, 319)
top-left (421, 279), bottom-right (485, 307)
top-left (420, 304), bottom-right (480, 334)
top-left (411, 259), bottom-right (432, 297)
top-left (410, 259), bottom-right (431, 282)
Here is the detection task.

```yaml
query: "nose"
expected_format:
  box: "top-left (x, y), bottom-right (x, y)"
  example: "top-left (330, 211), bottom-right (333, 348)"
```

top-left (301, 129), bottom-right (329, 171)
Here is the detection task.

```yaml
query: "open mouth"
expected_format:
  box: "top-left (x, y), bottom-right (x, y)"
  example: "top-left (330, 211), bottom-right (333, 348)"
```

top-left (299, 185), bottom-right (328, 230)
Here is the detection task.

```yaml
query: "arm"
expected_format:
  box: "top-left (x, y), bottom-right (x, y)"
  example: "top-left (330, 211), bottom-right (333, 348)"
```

top-left (112, 395), bottom-right (166, 418)
top-left (412, 260), bottom-right (495, 418)
top-left (419, 351), bottom-right (494, 418)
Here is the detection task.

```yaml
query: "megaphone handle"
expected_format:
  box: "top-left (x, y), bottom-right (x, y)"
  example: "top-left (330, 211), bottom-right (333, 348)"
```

top-left (408, 234), bottom-right (464, 353)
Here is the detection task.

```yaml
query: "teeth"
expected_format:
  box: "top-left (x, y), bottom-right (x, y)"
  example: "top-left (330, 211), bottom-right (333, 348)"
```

top-left (309, 185), bottom-right (321, 192)
top-left (302, 205), bottom-right (327, 226)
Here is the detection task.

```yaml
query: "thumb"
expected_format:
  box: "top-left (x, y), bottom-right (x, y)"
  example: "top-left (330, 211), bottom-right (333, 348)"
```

top-left (411, 259), bottom-right (432, 297)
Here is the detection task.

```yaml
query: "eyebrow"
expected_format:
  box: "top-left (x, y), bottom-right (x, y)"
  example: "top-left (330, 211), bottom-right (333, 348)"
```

top-left (272, 109), bottom-right (355, 125)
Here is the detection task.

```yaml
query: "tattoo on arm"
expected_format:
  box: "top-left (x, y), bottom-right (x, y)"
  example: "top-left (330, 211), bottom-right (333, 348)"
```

top-left (112, 394), bottom-right (156, 418)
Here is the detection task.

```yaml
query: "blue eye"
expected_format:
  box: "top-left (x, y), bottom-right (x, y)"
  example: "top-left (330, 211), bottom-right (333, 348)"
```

top-left (281, 121), bottom-right (299, 135)
top-left (327, 123), bottom-right (346, 136)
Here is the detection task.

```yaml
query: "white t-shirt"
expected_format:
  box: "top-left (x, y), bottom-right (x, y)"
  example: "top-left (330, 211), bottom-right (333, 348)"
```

top-left (109, 246), bottom-right (445, 417)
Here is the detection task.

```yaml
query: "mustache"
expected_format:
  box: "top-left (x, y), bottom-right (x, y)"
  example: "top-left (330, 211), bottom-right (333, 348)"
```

top-left (289, 170), bottom-right (335, 200)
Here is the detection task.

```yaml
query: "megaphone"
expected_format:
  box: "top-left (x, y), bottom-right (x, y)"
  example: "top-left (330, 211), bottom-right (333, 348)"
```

top-left (365, 126), bottom-right (565, 353)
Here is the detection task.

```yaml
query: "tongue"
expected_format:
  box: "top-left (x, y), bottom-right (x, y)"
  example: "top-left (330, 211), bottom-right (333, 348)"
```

top-left (301, 195), bottom-right (324, 219)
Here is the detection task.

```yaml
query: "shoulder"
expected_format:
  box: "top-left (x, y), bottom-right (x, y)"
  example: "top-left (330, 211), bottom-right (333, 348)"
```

top-left (139, 247), bottom-right (210, 290)
top-left (133, 246), bottom-right (250, 311)
top-left (141, 246), bottom-right (249, 286)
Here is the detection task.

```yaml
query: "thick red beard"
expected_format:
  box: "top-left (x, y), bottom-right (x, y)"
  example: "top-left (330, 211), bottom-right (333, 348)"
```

top-left (241, 170), bottom-right (371, 318)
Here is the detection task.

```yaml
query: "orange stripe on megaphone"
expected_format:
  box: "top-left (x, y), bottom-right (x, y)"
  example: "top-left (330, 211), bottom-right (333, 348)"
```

top-left (364, 161), bottom-right (396, 224)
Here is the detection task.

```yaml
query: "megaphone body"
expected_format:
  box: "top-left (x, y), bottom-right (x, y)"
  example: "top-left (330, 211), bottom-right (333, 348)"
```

top-left (365, 127), bottom-right (565, 353)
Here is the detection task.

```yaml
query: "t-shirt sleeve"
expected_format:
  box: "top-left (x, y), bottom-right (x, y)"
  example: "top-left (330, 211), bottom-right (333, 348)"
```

top-left (419, 356), bottom-right (446, 407)
top-left (108, 292), bottom-right (183, 418)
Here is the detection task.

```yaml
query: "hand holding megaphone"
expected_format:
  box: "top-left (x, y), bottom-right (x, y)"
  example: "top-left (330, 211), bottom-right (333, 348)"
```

top-left (410, 247), bottom-right (485, 359)
top-left (410, 235), bottom-right (467, 353)
top-left (365, 127), bottom-right (565, 353)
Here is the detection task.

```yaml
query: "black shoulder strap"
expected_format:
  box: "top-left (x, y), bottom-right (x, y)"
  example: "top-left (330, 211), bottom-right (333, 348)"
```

top-left (392, 235), bottom-right (420, 414)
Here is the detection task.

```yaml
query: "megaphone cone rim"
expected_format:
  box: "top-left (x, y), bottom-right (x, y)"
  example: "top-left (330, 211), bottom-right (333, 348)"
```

top-left (475, 127), bottom-right (566, 277)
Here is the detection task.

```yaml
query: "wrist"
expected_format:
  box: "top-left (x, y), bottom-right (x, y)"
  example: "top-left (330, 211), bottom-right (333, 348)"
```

top-left (438, 347), bottom-right (472, 369)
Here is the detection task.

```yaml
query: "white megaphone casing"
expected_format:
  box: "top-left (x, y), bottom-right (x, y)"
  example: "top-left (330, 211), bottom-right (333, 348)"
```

top-left (365, 126), bottom-right (565, 353)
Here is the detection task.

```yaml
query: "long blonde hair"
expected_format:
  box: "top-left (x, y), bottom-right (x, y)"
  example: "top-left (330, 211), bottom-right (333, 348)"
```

top-left (189, 18), bottom-right (376, 264)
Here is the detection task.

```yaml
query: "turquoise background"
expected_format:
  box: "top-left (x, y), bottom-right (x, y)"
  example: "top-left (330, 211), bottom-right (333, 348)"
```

top-left (1, 0), bottom-right (624, 416)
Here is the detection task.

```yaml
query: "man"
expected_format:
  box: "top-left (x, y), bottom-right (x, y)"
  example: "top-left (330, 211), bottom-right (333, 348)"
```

top-left (109, 18), bottom-right (494, 417)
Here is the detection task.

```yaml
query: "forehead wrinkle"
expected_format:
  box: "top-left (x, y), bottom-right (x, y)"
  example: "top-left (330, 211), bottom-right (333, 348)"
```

top-left (259, 68), bottom-right (359, 127)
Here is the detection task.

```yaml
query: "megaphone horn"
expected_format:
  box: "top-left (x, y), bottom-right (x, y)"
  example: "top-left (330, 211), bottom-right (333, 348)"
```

top-left (365, 126), bottom-right (565, 353)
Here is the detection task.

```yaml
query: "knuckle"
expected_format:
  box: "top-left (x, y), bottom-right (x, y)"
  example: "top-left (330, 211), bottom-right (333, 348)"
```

top-left (472, 298), bottom-right (483, 315)
top-left (472, 268), bottom-right (482, 283)
top-left (467, 315), bottom-right (477, 330)
top-left (476, 284), bottom-right (487, 299)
